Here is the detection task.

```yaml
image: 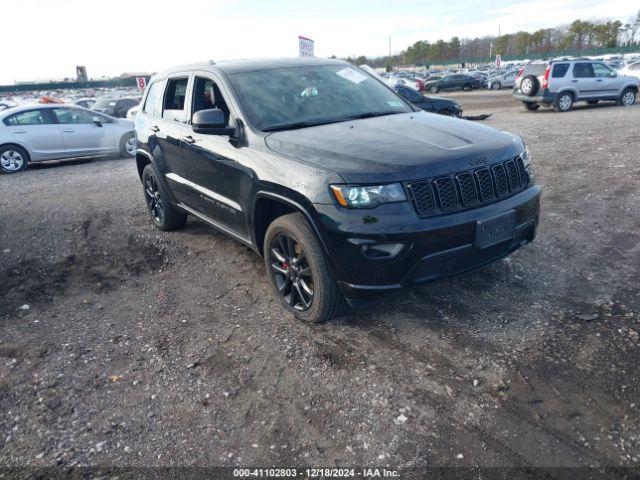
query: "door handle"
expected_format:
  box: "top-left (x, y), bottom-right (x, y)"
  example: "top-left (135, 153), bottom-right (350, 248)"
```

top-left (150, 125), bottom-right (160, 132)
top-left (183, 135), bottom-right (197, 144)
top-left (596, 79), bottom-right (603, 82)
top-left (571, 80), bottom-right (578, 83)
top-left (11, 130), bottom-right (26, 134)
top-left (62, 129), bottom-right (75, 133)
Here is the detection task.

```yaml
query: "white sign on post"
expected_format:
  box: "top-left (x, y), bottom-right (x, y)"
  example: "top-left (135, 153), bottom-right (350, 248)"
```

top-left (495, 54), bottom-right (502, 68)
top-left (136, 77), bottom-right (147, 91)
top-left (298, 36), bottom-right (314, 57)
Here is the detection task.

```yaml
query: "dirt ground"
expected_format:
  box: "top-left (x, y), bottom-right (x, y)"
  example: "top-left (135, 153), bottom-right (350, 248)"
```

top-left (1, 90), bottom-right (639, 478)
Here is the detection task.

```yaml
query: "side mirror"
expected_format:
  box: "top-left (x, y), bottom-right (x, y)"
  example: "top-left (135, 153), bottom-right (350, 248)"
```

top-left (92, 117), bottom-right (102, 127)
top-left (192, 108), bottom-right (235, 135)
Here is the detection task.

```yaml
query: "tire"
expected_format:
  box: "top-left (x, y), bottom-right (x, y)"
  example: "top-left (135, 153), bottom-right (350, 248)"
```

top-left (141, 164), bottom-right (187, 231)
top-left (553, 92), bottom-right (573, 112)
top-left (587, 100), bottom-right (599, 105)
top-left (524, 102), bottom-right (540, 111)
top-left (463, 84), bottom-right (472, 91)
top-left (119, 132), bottom-right (137, 157)
top-left (618, 88), bottom-right (636, 107)
top-left (264, 213), bottom-right (346, 323)
top-left (491, 82), bottom-right (501, 90)
top-left (0, 144), bottom-right (29, 174)
top-left (429, 85), bottom-right (438, 94)
top-left (520, 75), bottom-right (539, 97)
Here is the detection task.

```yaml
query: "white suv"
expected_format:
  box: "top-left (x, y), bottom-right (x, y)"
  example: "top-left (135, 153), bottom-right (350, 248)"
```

top-left (513, 60), bottom-right (639, 112)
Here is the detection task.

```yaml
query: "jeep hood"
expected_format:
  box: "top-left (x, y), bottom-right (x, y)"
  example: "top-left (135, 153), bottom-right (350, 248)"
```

top-left (265, 112), bottom-right (520, 183)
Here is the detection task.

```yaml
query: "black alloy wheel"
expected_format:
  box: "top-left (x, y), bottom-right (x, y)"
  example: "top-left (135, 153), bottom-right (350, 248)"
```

top-left (144, 172), bottom-right (165, 225)
top-left (269, 233), bottom-right (314, 311)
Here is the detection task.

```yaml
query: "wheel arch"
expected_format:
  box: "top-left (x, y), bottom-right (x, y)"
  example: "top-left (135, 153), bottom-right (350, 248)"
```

top-left (252, 191), bottom-right (331, 259)
top-left (0, 142), bottom-right (32, 162)
top-left (136, 149), bottom-right (152, 180)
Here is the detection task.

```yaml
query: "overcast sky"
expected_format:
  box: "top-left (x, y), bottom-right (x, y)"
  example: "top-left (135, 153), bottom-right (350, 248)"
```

top-left (1, 0), bottom-right (637, 84)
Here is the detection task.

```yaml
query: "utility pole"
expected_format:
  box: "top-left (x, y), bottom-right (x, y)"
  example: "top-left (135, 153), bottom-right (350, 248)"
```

top-left (389, 35), bottom-right (392, 58)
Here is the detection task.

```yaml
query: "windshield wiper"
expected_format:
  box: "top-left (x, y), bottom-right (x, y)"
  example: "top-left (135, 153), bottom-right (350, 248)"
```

top-left (342, 111), bottom-right (400, 120)
top-left (262, 111), bottom-right (401, 132)
top-left (262, 120), bottom-right (335, 132)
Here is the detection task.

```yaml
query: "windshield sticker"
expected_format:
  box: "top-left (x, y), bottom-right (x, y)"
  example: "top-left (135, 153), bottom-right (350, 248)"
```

top-left (387, 100), bottom-right (403, 107)
top-left (336, 67), bottom-right (368, 84)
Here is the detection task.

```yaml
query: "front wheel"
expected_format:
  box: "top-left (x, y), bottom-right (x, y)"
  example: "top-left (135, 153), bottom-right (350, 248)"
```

top-left (491, 82), bottom-right (501, 90)
top-left (264, 213), bottom-right (346, 323)
top-left (429, 85), bottom-right (438, 94)
top-left (619, 88), bottom-right (636, 107)
top-left (463, 84), bottom-right (472, 91)
top-left (120, 132), bottom-right (137, 157)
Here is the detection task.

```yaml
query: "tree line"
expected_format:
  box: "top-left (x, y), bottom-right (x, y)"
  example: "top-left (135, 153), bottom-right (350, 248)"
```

top-left (343, 11), bottom-right (640, 68)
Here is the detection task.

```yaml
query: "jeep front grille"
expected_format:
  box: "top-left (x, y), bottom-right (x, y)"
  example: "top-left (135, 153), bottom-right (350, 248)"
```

top-left (406, 156), bottom-right (529, 217)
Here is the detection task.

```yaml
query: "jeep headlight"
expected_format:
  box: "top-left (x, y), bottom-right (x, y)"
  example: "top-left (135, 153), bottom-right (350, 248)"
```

top-left (331, 183), bottom-right (406, 208)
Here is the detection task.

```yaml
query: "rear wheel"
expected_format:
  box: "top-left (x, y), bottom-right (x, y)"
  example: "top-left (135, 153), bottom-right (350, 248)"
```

top-left (491, 82), bottom-right (501, 90)
top-left (554, 92), bottom-right (573, 112)
top-left (265, 213), bottom-right (346, 323)
top-left (142, 164), bottom-right (187, 231)
top-left (429, 85), bottom-right (438, 94)
top-left (0, 145), bottom-right (29, 174)
top-left (619, 88), bottom-right (636, 107)
top-left (524, 102), bottom-right (540, 111)
top-left (463, 84), bottom-right (472, 91)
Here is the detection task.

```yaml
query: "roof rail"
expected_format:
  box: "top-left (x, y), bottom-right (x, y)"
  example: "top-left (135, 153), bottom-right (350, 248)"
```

top-left (156, 60), bottom-right (216, 75)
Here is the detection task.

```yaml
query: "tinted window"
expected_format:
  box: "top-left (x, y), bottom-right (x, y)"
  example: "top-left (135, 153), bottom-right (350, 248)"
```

top-left (631, 63), bottom-right (640, 71)
top-left (573, 63), bottom-right (594, 78)
top-left (143, 81), bottom-right (164, 116)
top-left (163, 78), bottom-right (188, 111)
top-left (228, 65), bottom-right (411, 131)
top-left (593, 63), bottom-right (613, 78)
top-left (53, 108), bottom-right (97, 124)
top-left (551, 64), bottom-right (569, 78)
top-left (4, 109), bottom-right (49, 126)
top-left (191, 77), bottom-right (230, 123)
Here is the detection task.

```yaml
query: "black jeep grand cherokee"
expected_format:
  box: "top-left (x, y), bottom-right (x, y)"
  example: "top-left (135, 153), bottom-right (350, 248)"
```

top-left (134, 58), bottom-right (540, 323)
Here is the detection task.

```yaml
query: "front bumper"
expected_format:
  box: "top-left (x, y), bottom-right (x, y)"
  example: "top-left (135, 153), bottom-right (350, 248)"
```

top-left (314, 185), bottom-right (541, 300)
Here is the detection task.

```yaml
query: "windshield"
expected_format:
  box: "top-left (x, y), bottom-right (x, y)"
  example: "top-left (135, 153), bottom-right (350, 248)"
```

top-left (92, 98), bottom-right (118, 109)
top-left (228, 65), bottom-right (413, 131)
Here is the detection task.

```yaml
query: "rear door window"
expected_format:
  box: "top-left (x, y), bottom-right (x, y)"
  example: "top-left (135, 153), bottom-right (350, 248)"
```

top-left (4, 109), bottom-right (51, 126)
top-left (162, 77), bottom-right (189, 122)
top-left (573, 63), bottom-right (594, 78)
top-left (551, 64), bottom-right (569, 78)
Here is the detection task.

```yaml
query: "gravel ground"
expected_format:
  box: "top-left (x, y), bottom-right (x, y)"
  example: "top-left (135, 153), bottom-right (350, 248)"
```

top-left (1, 90), bottom-right (639, 477)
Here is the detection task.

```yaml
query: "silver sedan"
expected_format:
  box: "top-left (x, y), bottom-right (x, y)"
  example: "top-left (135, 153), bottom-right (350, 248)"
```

top-left (0, 104), bottom-right (135, 174)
